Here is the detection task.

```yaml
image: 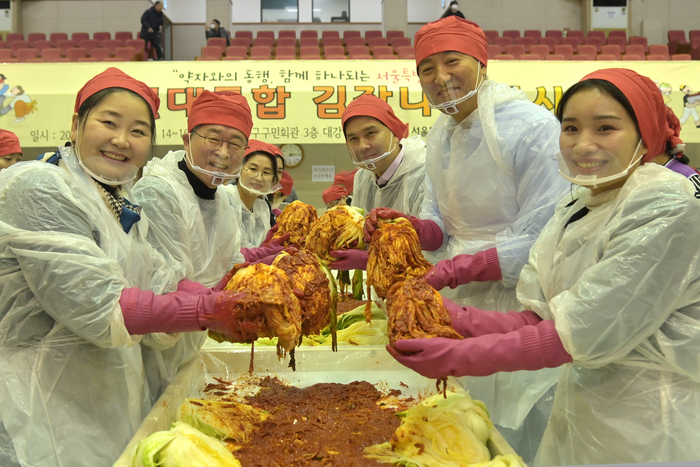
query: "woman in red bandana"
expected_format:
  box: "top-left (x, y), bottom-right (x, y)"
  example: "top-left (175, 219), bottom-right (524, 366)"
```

top-left (0, 69), bottom-right (266, 467)
top-left (388, 68), bottom-right (700, 466)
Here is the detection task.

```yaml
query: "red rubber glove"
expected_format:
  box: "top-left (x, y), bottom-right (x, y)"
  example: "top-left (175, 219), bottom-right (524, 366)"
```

top-left (442, 297), bottom-right (543, 338)
top-left (363, 207), bottom-right (443, 251)
top-left (328, 249), bottom-right (368, 271)
top-left (260, 224), bottom-right (279, 247)
top-left (241, 232), bottom-right (290, 263)
top-left (175, 278), bottom-right (211, 295)
top-left (386, 321), bottom-right (572, 379)
top-left (424, 249), bottom-right (503, 291)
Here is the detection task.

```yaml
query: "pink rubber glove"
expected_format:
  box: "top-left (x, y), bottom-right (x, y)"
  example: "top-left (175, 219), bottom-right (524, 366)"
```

top-left (272, 208), bottom-right (282, 217)
top-left (241, 232), bottom-right (290, 263)
top-left (175, 278), bottom-right (211, 295)
top-left (363, 207), bottom-right (443, 251)
top-left (424, 249), bottom-right (503, 291)
top-left (121, 287), bottom-right (260, 342)
top-left (442, 297), bottom-right (543, 338)
top-left (328, 249), bottom-right (368, 271)
top-left (260, 224), bottom-right (279, 247)
top-left (386, 320), bottom-right (572, 379)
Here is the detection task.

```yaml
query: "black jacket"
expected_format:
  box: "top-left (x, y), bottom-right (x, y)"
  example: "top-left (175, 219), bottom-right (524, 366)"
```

top-left (205, 27), bottom-right (230, 45)
top-left (141, 7), bottom-right (164, 37)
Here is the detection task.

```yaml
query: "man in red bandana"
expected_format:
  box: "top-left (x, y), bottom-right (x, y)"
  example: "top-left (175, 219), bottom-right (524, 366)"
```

top-left (0, 129), bottom-right (22, 171)
top-left (364, 16), bottom-right (570, 465)
top-left (133, 91), bottom-right (289, 401)
top-left (322, 184), bottom-right (348, 208)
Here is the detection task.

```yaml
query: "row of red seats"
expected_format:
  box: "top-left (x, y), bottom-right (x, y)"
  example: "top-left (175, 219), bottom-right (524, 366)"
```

top-left (490, 35), bottom-right (654, 53)
top-left (0, 46), bottom-right (138, 63)
top-left (225, 35), bottom-right (411, 51)
top-left (489, 43), bottom-right (679, 60)
top-left (0, 38), bottom-right (146, 60)
top-left (1, 31), bottom-right (136, 48)
top-left (205, 37), bottom-right (410, 54)
top-left (492, 53), bottom-right (691, 61)
top-left (199, 44), bottom-right (416, 61)
top-left (230, 29), bottom-right (406, 44)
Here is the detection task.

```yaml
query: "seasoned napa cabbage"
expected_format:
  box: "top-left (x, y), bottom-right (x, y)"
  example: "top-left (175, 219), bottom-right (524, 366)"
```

top-left (177, 398), bottom-right (269, 444)
top-left (364, 392), bottom-right (508, 467)
top-left (131, 421), bottom-right (242, 467)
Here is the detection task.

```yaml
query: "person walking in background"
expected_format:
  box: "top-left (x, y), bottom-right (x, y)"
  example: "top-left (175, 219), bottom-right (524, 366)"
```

top-left (205, 19), bottom-right (230, 46)
top-left (141, 0), bottom-right (165, 60)
top-left (441, 1), bottom-right (465, 19)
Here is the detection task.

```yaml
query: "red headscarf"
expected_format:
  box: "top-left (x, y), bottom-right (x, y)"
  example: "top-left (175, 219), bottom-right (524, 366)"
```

top-left (414, 16), bottom-right (488, 68)
top-left (333, 169), bottom-right (358, 195)
top-left (74, 67), bottom-right (160, 117)
top-left (280, 170), bottom-right (294, 196)
top-left (188, 90), bottom-right (253, 138)
top-left (341, 94), bottom-right (409, 139)
top-left (0, 129), bottom-right (22, 157)
top-left (580, 68), bottom-right (684, 163)
top-left (322, 185), bottom-right (348, 204)
top-left (245, 139), bottom-right (281, 158)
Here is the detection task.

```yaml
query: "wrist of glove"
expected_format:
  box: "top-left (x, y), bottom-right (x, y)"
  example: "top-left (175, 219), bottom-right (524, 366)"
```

top-left (442, 297), bottom-right (542, 338)
top-left (328, 249), bottom-right (368, 271)
top-left (387, 320), bottom-right (572, 380)
top-left (241, 233), bottom-right (290, 263)
top-left (260, 224), bottom-right (279, 247)
top-left (121, 287), bottom-right (204, 335)
top-left (176, 278), bottom-right (211, 295)
top-left (424, 249), bottom-right (502, 291)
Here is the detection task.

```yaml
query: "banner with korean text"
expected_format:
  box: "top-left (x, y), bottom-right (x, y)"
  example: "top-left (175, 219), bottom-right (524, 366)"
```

top-left (1, 60), bottom-right (699, 147)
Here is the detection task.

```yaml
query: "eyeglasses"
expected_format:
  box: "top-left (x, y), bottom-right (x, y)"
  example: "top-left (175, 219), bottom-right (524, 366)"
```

top-left (191, 130), bottom-right (248, 153)
top-left (243, 166), bottom-right (274, 180)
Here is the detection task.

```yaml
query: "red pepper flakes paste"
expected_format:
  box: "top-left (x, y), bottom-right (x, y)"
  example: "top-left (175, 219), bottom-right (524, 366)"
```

top-left (233, 376), bottom-right (401, 466)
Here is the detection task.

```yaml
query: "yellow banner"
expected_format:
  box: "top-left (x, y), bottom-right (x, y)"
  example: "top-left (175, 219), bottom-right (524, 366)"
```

top-left (1, 60), bottom-right (699, 147)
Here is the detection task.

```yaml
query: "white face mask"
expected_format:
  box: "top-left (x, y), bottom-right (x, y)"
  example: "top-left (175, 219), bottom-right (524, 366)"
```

top-left (451, 4), bottom-right (458, 11)
top-left (238, 163), bottom-right (277, 197)
top-left (558, 139), bottom-right (644, 189)
top-left (210, 23), bottom-right (217, 30)
top-left (75, 128), bottom-right (140, 186)
top-left (347, 131), bottom-right (397, 170)
top-left (424, 66), bottom-right (484, 115)
top-left (184, 144), bottom-right (239, 186)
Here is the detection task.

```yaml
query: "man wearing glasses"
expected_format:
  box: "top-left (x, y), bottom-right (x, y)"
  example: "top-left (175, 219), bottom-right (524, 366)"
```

top-left (133, 91), bottom-right (288, 403)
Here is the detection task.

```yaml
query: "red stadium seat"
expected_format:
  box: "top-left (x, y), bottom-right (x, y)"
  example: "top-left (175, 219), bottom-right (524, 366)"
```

top-left (257, 30), bottom-right (275, 40)
top-left (608, 30), bottom-right (627, 42)
top-left (71, 32), bottom-right (89, 44)
top-left (368, 37), bottom-right (388, 48)
top-left (348, 52), bottom-right (373, 60)
top-left (323, 46), bottom-right (345, 57)
top-left (505, 45), bottom-right (526, 57)
top-left (9, 40), bottom-right (29, 57)
top-left (538, 37), bottom-right (557, 53)
top-left (561, 37), bottom-right (580, 51)
top-left (524, 30), bottom-right (542, 41)
top-left (325, 54), bottom-right (347, 60)
top-left (545, 30), bottom-right (563, 44)
top-left (250, 45), bottom-right (272, 59)
top-left (596, 54), bottom-right (616, 60)
top-left (671, 54), bottom-right (691, 60)
top-left (279, 30), bottom-right (296, 39)
top-left (300, 37), bottom-right (319, 47)
top-left (322, 37), bottom-right (343, 47)
top-left (276, 46), bottom-right (297, 57)
top-left (554, 44), bottom-right (574, 60)
top-left (16, 48), bottom-right (38, 62)
top-left (365, 30), bottom-right (382, 41)
top-left (80, 40), bottom-right (100, 55)
top-left (621, 54), bottom-right (643, 61)
top-left (567, 30), bottom-right (585, 42)
top-left (253, 37), bottom-right (274, 48)
top-left (483, 30), bottom-right (499, 44)
top-left (487, 44), bottom-right (502, 59)
top-left (347, 45), bottom-right (370, 56)
top-left (125, 39), bottom-right (146, 60)
top-left (277, 37), bottom-right (297, 48)
top-left (545, 54), bottom-right (566, 60)
top-left (27, 33), bottom-right (46, 47)
top-left (396, 46), bottom-right (415, 59)
top-left (493, 36), bottom-right (512, 52)
top-left (519, 54), bottom-right (540, 60)
top-left (571, 54), bottom-right (594, 61)
top-left (529, 44), bottom-right (550, 59)
top-left (576, 44), bottom-right (597, 58)
top-left (515, 37), bottom-right (535, 51)
top-left (344, 37), bottom-right (366, 48)
top-left (115, 32), bottom-right (133, 46)
top-left (583, 37), bottom-right (603, 52)
top-left (606, 36), bottom-right (626, 48)
top-left (90, 48), bottom-right (113, 60)
top-left (103, 39), bottom-right (122, 55)
top-left (503, 30), bottom-right (520, 40)
top-left (32, 40), bottom-right (52, 54)
top-left (66, 47), bottom-right (87, 61)
top-left (600, 44), bottom-right (621, 59)
top-left (587, 30), bottom-right (605, 41)
top-left (234, 31), bottom-right (253, 46)
top-left (343, 30), bottom-right (361, 41)
top-left (648, 44), bottom-right (670, 59)
top-left (225, 46), bottom-right (248, 59)
top-left (322, 30), bottom-right (340, 40)
top-left (391, 36), bottom-right (411, 49)
top-left (300, 30), bottom-right (318, 39)
top-left (208, 37), bottom-right (227, 54)
top-left (49, 32), bottom-right (68, 47)
top-left (200, 46), bottom-right (222, 60)
top-left (387, 30), bottom-right (404, 43)
top-left (5, 33), bottom-right (23, 46)
top-left (114, 46), bottom-right (136, 61)
top-left (93, 32), bottom-right (111, 46)
top-left (668, 30), bottom-right (688, 44)
top-left (494, 54), bottom-right (514, 60)
top-left (0, 49), bottom-right (14, 61)
top-left (41, 48), bottom-right (67, 62)
top-left (57, 39), bottom-right (76, 55)
top-left (230, 37), bottom-right (251, 50)
top-left (300, 45), bottom-right (321, 57)
top-left (628, 36), bottom-right (649, 53)
top-left (645, 54), bottom-right (667, 61)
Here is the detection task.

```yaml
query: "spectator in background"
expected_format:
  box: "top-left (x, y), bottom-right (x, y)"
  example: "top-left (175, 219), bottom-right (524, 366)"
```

top-left (269, 170), bottom-right (294, 218)
top-left (441, 1), bottom-right (465, 19)
top-left (333, 169), bottom-right (357, 199)
top-left (141, 0), bottom-right (165, 60)
top-left (323, 184), bottom-right (348, 209)
top-left (205, 19), bottom-right (230, 46)
top-left (0, 129), bottom-right (22, 171)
